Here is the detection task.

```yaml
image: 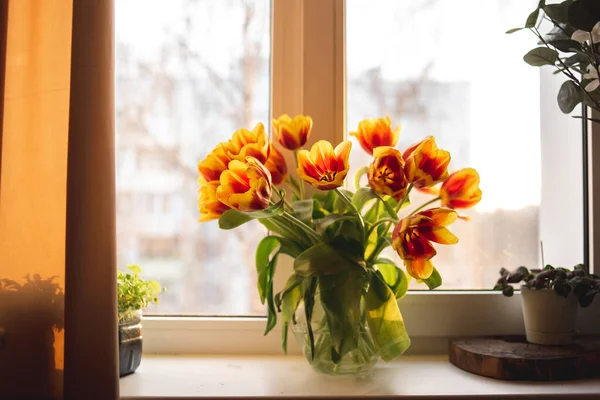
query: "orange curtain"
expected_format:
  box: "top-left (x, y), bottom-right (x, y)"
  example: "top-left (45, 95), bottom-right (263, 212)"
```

top-left (0, 1), bottom-right (118, 399)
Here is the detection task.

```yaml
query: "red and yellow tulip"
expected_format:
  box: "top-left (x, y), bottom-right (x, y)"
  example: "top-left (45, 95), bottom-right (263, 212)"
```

top-left (198, 180), bottom-right (230, 222)
top-left (222, 122), bottom-right (270, 164)
top-left (440, 168), bottom-right (482, 209)
top-left (392, 208), bottom-right (458, 279)
top-left (350, 116), bottom-right (400, 155)
top-left (197, 144), bottom-right (231, 184)
top-left (403, 136), bottom-right (450, 188)
top-left (216, 157), bottom-right (272, 212)
top-left (297, 140), bottom-right (352, 190)
top-left (264, 143), bottom-right (288, 186)
top-left (368, 146), bottom-right (409, 201)
top-left (272, 114), bottom-right (313, 151)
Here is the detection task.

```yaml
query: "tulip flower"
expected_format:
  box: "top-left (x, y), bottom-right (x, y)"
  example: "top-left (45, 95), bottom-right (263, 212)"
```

top-left (583, 65), bottom-right (600, 92)
top-left (296, 140), bottom-right (352, 190)
top-left (367, 146), bottom-right (409, 201)
top-left (572, 21), bottom-right (600, 44)
top-left (403, 136), bottom-right (450, 188)
top-left (198, 180), bottom-right (230, 222)
top-left (272, 114), bottom-right (313, 151)
top-left (216, 157), bottom-right (272, 212)
top-left (440, 168), bottom-right (482, 209)
top-left (264, 143), bottom-right (288, 185)
top-left (392, 208), bottom-right (458, 279)
top-left (197, 144), bottom-right (231, 183)
top-left (350, 116), bottom-right (400, 155)
top-left (223, 122), bottom-right (270, 164)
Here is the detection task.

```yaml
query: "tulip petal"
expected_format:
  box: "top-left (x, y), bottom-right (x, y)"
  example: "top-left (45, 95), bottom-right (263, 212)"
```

top-left (420, 208), bottom-right (458, 227)
top-left (198, 180), bottom-right (230, 221)
top-left (417, 226), bottom-right (458, 245)
top-left (405, 259), bottom-right (434, 280)
top-left (264, 143), bottom-right (288, 185)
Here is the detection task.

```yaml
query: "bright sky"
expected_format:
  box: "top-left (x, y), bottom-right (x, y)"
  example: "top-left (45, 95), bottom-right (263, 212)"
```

top-left (116, 0), bottom-right (544, 212)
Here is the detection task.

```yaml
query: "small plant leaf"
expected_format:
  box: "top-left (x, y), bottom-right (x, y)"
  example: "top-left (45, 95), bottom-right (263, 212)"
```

top-left (557, 80), bottom-right (582, 113)
top-left (523, 47), bottom-right (559, 67)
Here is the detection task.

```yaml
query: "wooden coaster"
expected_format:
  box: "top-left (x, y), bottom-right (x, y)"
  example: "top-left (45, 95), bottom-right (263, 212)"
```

top-left (449, 336), bottom-right (600, 381)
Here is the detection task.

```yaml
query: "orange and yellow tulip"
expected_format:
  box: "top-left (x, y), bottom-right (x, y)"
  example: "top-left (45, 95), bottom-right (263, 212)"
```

top-left (197, 144), bottom-right (231, 183)
top-left (403, 136), bottom-right (450, 188)
top-left (350, 116), bottom-right (400, 155)
top-left (440, 168), bottom-right (482, 209)
top-left (297, 140), bottom-right (352, 190)
top-left (392, 208), bottom-right (458, 279)
top-left (272, 114), bottom-right (313, 151)
top-left (222, 122), bottom-right (270, 164)
top-left (264, 143), bottom-right (288, 186)
top-left (198, 180), bottom-right (230, 222)
top-left (216, 157), bottom-right (272, 212)
top-left (368, 146), bottom-right (409, 201)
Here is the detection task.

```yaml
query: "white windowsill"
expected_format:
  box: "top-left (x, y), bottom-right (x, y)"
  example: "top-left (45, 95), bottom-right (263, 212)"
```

top-left (119, 355), bottom-right (600, 399)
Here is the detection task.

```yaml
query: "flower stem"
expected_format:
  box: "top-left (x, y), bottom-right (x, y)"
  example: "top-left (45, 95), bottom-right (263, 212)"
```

top-left (334, 188), bottom-right (366, 240)
top-left (294, 151), bottom-right (306, 200)
top-left (365, 218), bottom-right (398, 239)
top-left (408, 196), bottom-right (441, 216)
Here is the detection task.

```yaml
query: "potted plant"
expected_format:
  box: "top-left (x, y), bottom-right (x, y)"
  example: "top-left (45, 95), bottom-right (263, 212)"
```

top-left (507, 0), bottom-right (600, 122)
top-left (197, 114), bottom-right (482, 374)
top-left (494, 264), bottom-right (600, 345)
top-left (117, 264), bottom-right (163, 377)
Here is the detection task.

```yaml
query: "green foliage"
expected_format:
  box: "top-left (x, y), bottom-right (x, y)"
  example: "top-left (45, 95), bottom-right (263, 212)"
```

top-left (117, 265), bottom-right (164, 321)
top-left (493, 264), bottom-right (600, 307)
top-left (507, 0), bottom-right (600, 118)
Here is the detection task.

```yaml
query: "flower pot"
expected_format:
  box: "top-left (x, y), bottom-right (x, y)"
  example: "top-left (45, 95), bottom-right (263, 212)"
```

top-left (292, 299), bottom-right (379, 376)
top-left (119, 310), bottom-right (143, 377)
top-left (520, 287), bottom-right (578, 345)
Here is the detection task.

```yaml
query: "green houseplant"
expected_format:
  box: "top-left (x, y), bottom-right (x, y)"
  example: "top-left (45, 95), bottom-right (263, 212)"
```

top-left (117, 265), bottom-right (163, 376)
top-left (507, 0), bottom-right (600, 122)
top-left (494, 264), bottom-right (600, 345)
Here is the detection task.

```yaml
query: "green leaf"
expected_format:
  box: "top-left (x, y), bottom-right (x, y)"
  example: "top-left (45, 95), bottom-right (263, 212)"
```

top-left (218, 198), bottom-right (285, 230)
top-left (319, 268), bottom-right (365, 358)
top-left (256, 236), bottom-right (281, 304)
top-left (315, 213), bottom-right (359, 234)
top-left (568, 0), bottom-right (600, 31)
top-left (292, 200), bottom-right (314, 224)
top-left (353, 188), bottom-right (399, 221)
top-left (329, 236), bottom-right (365, 266)
top-left (333, 188), bottom-right (355, 214)
top-left (294, 243), bottom-right (357, 277)
top-left (375, 260), bottom-right (409, 299)
top-left (313, 190), bottom-right (336, 213)
top-left (281, 276), bottom-right (304, 354)
top-left (557, 80), bottom-right (582, 113)
top-left (547, 39), bottom-right (581, 53)
top-left (544, 1), bottom-right (574, 24)
top-left (422, 267), bottom-right (443, 290)
top-left (523, 47), bottom-right (559, 66)
top-left (127, 264), bottom-right (142, 275)
top-left (366, 272), bottom-right (411, 361)
top-left (264, 263), bottom-right (278, 336)
top-left (506, 27), bottom-right (523, 34)
top-left (258, 217), bottom-right (311, 247)
top-left (303, 278), bottom-right (318, 360)
top-left (525, 8), bottom-right (540, 28)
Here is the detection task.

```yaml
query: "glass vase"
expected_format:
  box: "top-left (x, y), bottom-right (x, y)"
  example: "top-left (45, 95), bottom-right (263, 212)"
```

top-left (291, 298), bottom-right (379, 376)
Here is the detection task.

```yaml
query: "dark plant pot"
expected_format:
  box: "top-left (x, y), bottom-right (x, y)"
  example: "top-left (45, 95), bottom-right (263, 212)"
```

top-left (119, 310), bottom-right (143, 377)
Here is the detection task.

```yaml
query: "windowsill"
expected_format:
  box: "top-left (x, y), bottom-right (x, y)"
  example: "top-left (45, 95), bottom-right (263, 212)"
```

top-left (119, 354), bottom-right (600, 399)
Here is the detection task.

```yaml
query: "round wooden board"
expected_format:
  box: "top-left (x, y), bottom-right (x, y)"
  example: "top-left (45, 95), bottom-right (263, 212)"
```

top-left (449, 336), bottom-right (600, 381)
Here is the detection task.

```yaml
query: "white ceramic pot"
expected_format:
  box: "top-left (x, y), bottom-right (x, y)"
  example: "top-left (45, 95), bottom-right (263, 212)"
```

top-left (520, 286), bottom-right (578, 345)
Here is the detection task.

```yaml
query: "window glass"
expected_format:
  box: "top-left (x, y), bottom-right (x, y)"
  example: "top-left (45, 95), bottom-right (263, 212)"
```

top-left (115, 0), bottom-right (270, 314)
top-left (347, 0), bottom-right (546, 289)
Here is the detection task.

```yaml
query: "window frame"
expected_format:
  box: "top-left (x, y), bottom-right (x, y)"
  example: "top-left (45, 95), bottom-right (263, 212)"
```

top-left (139, 0), bottom-right (600, 355)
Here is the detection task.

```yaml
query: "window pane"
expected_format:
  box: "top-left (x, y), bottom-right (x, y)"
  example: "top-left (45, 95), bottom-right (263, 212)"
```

top-left (347, 0), bottom-right (580, 289)
top-left (115, 0), bottom-right (270, 314)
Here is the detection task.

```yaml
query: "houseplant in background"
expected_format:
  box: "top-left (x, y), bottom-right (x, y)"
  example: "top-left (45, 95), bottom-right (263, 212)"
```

top-left (507, 0), bottom-right (600, 122)
top-left (117, 264), bottom-right (163, 377)
top-left (197, 114), bottom-right (482, 375)
top-left (494, 264), bottom-right (600, 345)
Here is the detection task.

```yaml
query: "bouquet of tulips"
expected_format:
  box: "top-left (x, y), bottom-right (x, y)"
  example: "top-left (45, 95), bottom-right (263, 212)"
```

top-left (197, 115), bottom-right (481, 368)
